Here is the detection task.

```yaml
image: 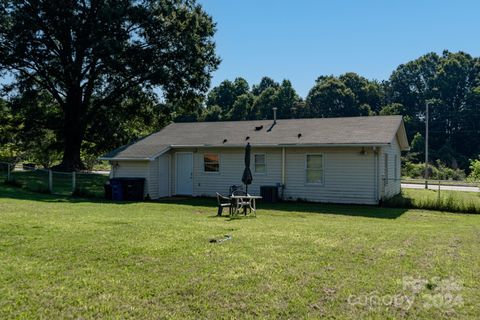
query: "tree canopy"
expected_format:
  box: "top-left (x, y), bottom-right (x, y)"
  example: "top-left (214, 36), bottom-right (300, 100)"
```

top-left (1, 9), bottom-right (479, 177)
top-left (0, 0), bottom-right (219, 170)
top-left (388, 51), bottom-right (480, 168)
top-left (196, 51), bottom-right (480, 171)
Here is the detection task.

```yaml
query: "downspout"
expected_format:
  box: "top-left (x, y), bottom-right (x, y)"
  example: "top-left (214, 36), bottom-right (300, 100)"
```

top-left (146, 159), bottom-right (151, 199)
top-left (281, 147), bottom-right (286, 199)
top-left (373, 147), bottom-right (379, 204)
top-left (168, 154), bottom-right (172, 197)
top-left (109, 161), bottom-right (114, 178)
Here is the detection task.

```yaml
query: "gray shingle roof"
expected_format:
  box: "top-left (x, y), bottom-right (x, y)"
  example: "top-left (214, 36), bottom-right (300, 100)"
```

top-left (100, 115), bottom-right (408, 160)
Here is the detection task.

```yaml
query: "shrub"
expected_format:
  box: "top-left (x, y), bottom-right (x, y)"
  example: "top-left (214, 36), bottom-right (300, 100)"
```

top-left (402, 161), bottom-right (425, 178)
top-left (468, 159), bottom-right (480, 182)
top-left (431, 160), bottom-right (466, 181)
top-left (402, 160), bottom-right (466, 181)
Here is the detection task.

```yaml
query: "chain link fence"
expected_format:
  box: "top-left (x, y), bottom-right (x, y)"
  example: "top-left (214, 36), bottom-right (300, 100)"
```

top-left (1, 161), bottom-right (109, 197)
top-left (0, 162), bottom-right (11, 181)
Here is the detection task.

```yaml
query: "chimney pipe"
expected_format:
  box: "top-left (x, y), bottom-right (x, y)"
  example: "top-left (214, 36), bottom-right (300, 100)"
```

top-left (273, 107), bottom-right (277, 124)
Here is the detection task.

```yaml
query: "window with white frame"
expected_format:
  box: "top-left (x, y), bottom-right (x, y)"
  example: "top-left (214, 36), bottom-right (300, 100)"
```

top-left (306, 154), bottom-right (323, 184)
top-left (254, 154), bottom-right (266, 173)
top-left (204, 153), bottom-right (219, 172)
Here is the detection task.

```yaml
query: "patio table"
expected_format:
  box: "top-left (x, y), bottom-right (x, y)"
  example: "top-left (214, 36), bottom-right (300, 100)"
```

top-left (230, 195), bottom-right (262, 216)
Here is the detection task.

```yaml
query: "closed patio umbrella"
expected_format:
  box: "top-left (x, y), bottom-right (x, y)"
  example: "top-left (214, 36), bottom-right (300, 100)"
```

top-left (241, 142), bottom-right (253, 193)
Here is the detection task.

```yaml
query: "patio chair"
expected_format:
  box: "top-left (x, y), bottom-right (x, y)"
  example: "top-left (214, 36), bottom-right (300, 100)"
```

top-left (232, 189), bottom-right (247, 196)
top-left (231, 190), bottom-right (252, 215)
top-left (229, 185), bottom-right (243, 194)
top-left (216, 192), bottom-right (233, 216)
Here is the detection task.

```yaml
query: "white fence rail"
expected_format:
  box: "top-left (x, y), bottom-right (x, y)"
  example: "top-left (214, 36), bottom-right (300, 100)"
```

top-left (0, 162), bottom-right (109, 197)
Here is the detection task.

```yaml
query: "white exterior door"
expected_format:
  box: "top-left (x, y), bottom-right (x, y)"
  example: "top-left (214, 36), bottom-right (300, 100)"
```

top-left (176, 153), bottom-right (193, 195)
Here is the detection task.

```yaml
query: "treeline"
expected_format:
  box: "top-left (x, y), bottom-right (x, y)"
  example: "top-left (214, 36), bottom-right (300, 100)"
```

top-left (182, 50), bottom-right (480, 171)
top-left (2, 50), bottom-right (480, 172)
top-left (0, 90), bottom-right (172, 169)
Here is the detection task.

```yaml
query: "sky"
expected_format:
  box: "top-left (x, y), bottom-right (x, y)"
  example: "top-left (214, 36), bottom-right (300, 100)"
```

top-left (198, 0), bottom-right (480, 98)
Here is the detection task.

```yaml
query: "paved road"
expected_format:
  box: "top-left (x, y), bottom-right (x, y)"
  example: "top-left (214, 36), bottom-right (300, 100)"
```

top-left (402, 183), bottom-right (480, 193)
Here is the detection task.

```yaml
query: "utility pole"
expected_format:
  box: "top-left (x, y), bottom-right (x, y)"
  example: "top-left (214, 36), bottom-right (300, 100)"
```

top-left (425, 101), bottom-right (429, 189)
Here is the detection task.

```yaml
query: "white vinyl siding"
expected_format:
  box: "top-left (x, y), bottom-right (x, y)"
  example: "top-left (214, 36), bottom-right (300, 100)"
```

top-left (384, 153), bottom-right (389, 186)
top-left (170, 146), bottom-right (378, 204)
top-left (114, 143), bottom-right (402, 204)
top-left (394, 154), bottom-right (398, 180)
top-left (192, 148), bottom-right (282, 196)
top-left (305, 154), bottom-right (324, 184)
top-left (380, 136), bottom-right (402, 199)
top-left (157, 154), bottom-right (170, 197)
top-left (254, 154), bottom-right (266, 174)
top-left (110, 160), bottom-right (152, 198)
top-left (284, 147), bottom-right (376, 204)
top-left (110, 156), bottom-right (172, 199)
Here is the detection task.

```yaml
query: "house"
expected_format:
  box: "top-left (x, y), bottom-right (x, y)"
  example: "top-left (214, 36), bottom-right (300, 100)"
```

top-left (100, 115), bottom-right (409, 205)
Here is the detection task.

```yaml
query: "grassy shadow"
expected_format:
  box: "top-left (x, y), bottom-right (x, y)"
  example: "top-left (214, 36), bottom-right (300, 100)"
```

top-left (158, 197), bottom-right (407, 219)
top-left (1, 184), bottom-right (408, 219)
top-left (0, 184), bottom-right (130, 205)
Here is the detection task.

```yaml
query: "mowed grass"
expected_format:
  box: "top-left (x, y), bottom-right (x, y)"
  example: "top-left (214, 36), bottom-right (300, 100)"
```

top-left (1, 186), bottom-right (479, 319)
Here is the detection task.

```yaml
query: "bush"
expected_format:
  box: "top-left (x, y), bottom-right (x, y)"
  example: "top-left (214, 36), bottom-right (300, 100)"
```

top-left (468, 159), bottom-right (480, 182)
top-left (431, 160), bottom-right (466, 181)
top-left (402, 160), bottom-right (466, 181)
top-left (402, 161), bottom-right (425, 178)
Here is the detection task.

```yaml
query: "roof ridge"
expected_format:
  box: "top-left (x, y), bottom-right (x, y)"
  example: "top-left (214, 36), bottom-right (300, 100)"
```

top-left (170, 115), bottom-right (403, 125)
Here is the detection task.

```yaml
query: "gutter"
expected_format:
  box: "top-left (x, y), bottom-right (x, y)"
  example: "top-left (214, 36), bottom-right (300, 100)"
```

top-left (98, 146), bottom-right (171, 162)
top-left (98, 157), bottom-right (151, 161)
top-left (100, 143), bottom-right (390, 161)
top-left (373, 147), bottom-right (379, 203)
top-left (172, 143), bottom-right (390, 148)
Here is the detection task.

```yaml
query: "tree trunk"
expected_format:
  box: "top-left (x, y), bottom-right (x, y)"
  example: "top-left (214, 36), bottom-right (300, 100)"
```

top-left (52, 94), bottom-right (86, 172)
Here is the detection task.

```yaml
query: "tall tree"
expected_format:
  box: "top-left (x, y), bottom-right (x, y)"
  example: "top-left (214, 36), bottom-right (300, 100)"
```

top-left (275, 80), bottom-right (301, 119)
top-left (206, 77), bottom-right (249, 114)
top-left (227, 93), bottom-right (254, 120)
top-left (305, 77), bottom-right (360, 117)
top-left (252, 86), bottom-right (278, 119)
top-left (7, 90), bottom-right (63, 167)
top-left (339, 72), bottom-right (384, 113)
top-left (388, 51), bottom-right (480, 168)
top-left (0, 0), bottom-right (219, 170)
top-left (388, 52), bottom-right (440, 137)
top-left (251, 76), bottom-right (279, 96)
top-left (433, 51), bottom-right (480, 165)
top-left (305, 74), bottom-right (382, 118)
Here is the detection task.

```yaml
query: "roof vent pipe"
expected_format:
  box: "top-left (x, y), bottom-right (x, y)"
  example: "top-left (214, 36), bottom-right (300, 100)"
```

top-left (273, 107), bottom-right (277, 124)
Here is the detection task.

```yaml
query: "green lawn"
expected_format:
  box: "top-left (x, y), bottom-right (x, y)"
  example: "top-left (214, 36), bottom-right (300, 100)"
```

top-left (1, 185), bottom-right (479, 319)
